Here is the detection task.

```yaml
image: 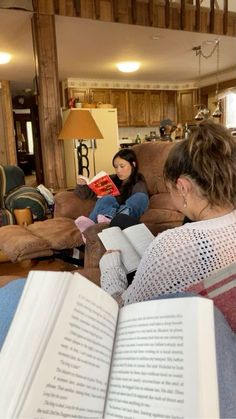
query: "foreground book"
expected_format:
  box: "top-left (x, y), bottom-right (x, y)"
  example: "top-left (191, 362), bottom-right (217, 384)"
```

top-left (98, 223), bottom-right (155, 273)
top-left (0, 271), bottom-right (219, 419)
top-left (81, 170), bottom-right (120, 197)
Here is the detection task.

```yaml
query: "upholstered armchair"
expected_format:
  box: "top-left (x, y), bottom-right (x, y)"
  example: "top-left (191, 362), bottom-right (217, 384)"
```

top-left (0, 165), bottom-right (25, 226)
top-left (0, 164), bottom-right (47, 226)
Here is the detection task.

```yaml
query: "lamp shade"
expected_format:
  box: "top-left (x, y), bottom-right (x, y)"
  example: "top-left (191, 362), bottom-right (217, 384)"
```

top-left (58, 109), bottom-right (103, 140)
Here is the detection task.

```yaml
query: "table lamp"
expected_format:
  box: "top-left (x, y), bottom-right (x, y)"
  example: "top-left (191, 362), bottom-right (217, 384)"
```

top-left (58, 109), bottom-right (103, 177)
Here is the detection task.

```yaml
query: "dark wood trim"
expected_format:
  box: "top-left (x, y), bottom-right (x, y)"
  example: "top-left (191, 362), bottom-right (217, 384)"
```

top-left (148, 0), bottom-right (154, 26)
top-left (74, 0), bottom-right (81, 17)
top-left (94, 0), bottom-right (100, 19)
top-left (165, 0), bottom-right (170, 28)
top-left (131, 0), bottom-right (137, 24)
top-left (112, 0), bottom-right (119, 22)
top-left (223, 0), bottom-right (228, 35)
top-left (201, 78), bottom-right (236, 95)
top-left (195, 0), bottom-right (200, 31)
top-left (180, 0), bottom-right (185, 30)
top-left (210, 0), bottom-right (215, 33)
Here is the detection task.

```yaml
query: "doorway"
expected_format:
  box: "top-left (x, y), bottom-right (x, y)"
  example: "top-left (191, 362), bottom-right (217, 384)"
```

top-left (12, 94), bottom-right (44, 185)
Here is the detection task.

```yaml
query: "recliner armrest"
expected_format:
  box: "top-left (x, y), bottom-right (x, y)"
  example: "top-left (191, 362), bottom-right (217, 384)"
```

top-left (53, 191), bottom-right (95, 219)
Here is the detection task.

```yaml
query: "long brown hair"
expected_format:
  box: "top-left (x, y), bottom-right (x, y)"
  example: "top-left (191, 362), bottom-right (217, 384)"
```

top-left (163, 120), bottom-right (236, 206)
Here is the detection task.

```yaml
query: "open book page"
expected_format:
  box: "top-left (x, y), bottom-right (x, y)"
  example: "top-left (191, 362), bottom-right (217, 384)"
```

top-left (122, 223), bottom-right (154, 257)
top-left (0, 272), bottom-right (119, 419)
top-left (105, 297), bottom-right (219, 419)
top-left (88, 171), bottom-right (120, 197)
top-left (98, 226), bottom-right (141, 273)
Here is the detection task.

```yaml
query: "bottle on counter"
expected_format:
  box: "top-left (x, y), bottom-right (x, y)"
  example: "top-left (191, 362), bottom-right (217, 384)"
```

top-left (183, 123), bottom-right (190, 140)
top-left (136, 133), bottom-right (141, 144)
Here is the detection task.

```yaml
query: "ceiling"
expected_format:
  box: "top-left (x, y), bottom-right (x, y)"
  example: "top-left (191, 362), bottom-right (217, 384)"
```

top-left (0, 8), bottom-right (236, 95)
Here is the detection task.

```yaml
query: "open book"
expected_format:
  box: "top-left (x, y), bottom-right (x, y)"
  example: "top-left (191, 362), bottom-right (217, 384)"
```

top-left (80, 170), bottom-right (120, 197)
top-left (98, 223), bottom-right (155, 273)
top-left (0, 271), bottom-right (219, 419)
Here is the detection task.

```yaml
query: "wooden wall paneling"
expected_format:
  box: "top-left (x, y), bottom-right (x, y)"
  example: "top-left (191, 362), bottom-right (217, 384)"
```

top-left (94, 0), bottom-right (100, 19)
top-left (180, 0), bottom-right (185, 30)
top-left (32, 13), bottom-right (66, 189)
top-left (228, 11), bottom-right (236, 37)
top-left (223, 0), bottom-right (228, 35)
top-left (210, 0), bottom-right (215, 33)
top-left (74, 0), bottom-right (81, 16)
top-left (0, 81), bottom-right (16, 165)
top-left (155, 3), bottom-right (165, 28)
top-left (99, 0), bottom-right (113, 22)
top-left (80, 0), bottom-right (95, 18)
top-left (118, 0), bottom-right (130, 24)
top-left (32, 0), bottom-right (54, 14)
top-left (112, 0), bottom-right (119, 22)
top-left (171, 1), bottom-right (181, 30)
top-left (165, 0), bottom-right (170, 28)
top-left (131, 0), bottom-right (137, 24)
top-left (195, 0), bottom-right (200, 31)
top-left (148, 0), bottom-right (154, 27)
top-left (200, 6), bottom-right (209, 33)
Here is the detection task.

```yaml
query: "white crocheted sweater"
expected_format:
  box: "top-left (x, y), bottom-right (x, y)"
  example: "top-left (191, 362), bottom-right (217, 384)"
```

top-left (99, 210), bottom-right (236, 305)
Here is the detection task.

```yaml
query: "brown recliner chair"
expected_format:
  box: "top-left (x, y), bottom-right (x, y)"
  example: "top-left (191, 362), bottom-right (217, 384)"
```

top-left (54, 141), bottom-right (184, 272)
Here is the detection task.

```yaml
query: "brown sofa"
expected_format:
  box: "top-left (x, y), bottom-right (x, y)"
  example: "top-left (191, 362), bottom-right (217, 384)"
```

top-left (54, 141), bottom-right (184, 269)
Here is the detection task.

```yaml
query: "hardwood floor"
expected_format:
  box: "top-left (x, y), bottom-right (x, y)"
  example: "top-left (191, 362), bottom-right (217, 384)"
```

top-left (0, 257), bottom-right (79, 288)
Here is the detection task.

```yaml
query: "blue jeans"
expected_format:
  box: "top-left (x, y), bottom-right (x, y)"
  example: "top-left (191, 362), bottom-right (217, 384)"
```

top-left (89, 192), bottom-right (149, 222)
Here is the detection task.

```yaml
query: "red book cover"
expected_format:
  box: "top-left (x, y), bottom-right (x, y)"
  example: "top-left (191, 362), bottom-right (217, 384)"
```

top-left (87, 171), bottom-right (120, 197)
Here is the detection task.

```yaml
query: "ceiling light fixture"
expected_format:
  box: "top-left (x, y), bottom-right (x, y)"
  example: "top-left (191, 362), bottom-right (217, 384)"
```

top-left (116, 61), bottom-right (140, 73)
top-left (192, 39), bottom-right (222, 121)
top-left (0, 52), bottom-right (12, 64)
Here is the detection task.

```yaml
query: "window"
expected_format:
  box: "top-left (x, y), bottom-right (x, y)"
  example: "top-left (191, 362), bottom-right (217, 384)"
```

top-left (225, 93), bottom-right (236, 128)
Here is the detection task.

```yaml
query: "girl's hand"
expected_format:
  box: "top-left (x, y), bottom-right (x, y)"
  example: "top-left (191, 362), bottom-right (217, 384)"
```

top-left (77, 175), bottom-right (88, 185)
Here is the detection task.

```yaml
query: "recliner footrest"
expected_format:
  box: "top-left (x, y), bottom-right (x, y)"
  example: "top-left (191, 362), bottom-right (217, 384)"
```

top-left (0, 217), bottom-right (84, 262)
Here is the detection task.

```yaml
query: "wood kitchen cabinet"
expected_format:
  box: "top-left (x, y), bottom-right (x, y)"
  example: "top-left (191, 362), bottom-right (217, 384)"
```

top-left (129, 90), bottom-right (149, 126)
top-left (89, 88), bottom-right (110, 104)
top-left (177, 89), bottom-right (198, 124)
top-left (149, 90), bottom-right (163, 126)
top-left (110, 89), bottom-right (129, 126)
top-left (64, 87), bottom-right (89, 107)
top-left (162, 90), bottom-right (177, 123)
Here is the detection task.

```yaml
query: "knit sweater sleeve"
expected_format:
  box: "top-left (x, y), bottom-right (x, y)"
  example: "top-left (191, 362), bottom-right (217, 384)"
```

top-left (99, 225), bottom-right (204, 305)
top-left (99, 251), bottom-right (128, 297)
